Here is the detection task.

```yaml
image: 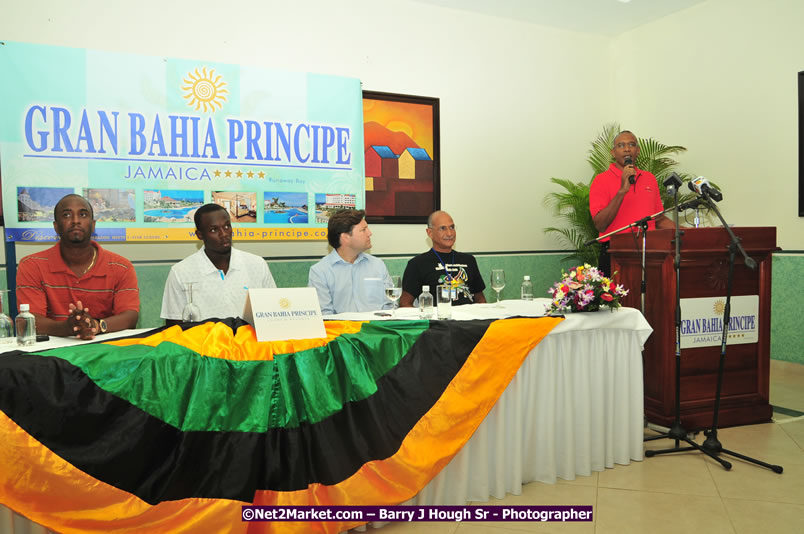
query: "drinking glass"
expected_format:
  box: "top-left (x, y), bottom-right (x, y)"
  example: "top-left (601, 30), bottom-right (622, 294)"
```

top-left (437, 284), bottom-right (452, 319)
top-left (182, 283), bottom-right (202, 322)
top-left (0, 290), bottom-right (14, 347)
top-left (490, 269), bottom-right (506, 308)
top-left (384, 275), bottom-right (402, 317)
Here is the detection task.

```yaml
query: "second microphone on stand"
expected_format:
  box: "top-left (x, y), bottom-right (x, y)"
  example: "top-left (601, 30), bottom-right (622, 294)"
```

top-left (688, 176), bottom-right (723, 202)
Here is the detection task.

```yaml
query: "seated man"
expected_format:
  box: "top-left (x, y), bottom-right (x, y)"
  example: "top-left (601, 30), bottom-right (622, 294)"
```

top-left (16, 194), bottom-right (140, 339)
top-left (308, 209), bottom-right (393, 315)
top-left (400, 210), bottom-right (486, 307)
top-left (161, 203), bottom-right (276, 326)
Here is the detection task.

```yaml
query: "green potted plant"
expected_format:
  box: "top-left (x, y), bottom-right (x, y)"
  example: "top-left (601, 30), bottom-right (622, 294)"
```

top-left (544, 123), bottom-right (706, 266)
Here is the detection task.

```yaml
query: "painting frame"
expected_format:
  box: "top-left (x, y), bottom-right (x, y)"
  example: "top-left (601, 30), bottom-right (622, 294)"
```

top-left (799, 71), bottom-right (804, 217)
top-left (362, 90), bottom-right (440, 224)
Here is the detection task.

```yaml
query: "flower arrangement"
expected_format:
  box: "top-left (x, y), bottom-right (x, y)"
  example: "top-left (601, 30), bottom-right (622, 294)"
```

top-left (546, 264), bottom-right (629, 314)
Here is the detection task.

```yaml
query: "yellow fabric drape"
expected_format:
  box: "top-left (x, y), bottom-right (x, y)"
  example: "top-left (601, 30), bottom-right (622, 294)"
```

top-left (106, 320), bottom-right (365, 361)
top-left (248, 317), bottom-right (563, 533)
top-left (0, 317), bottom-right (562, 534)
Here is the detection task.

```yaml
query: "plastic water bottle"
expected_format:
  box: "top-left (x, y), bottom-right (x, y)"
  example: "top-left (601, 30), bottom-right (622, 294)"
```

top-left (418, 285), bottom-right (434, 319)
top-left (16, 304), bottom-right (37, 346)
top-left (521, 275), bottom-right (533, 301)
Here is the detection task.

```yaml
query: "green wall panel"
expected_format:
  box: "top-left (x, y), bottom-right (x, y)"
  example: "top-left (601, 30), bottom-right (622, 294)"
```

top-left (3, 253), bottom-right (802, 365)
top-left (132, 253), bottom-right (572, 327)
top-left (770, 255), bottom-right (803, 365)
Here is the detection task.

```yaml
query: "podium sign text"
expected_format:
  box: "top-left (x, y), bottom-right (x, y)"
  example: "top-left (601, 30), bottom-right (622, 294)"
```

top-left (680, 295), bottom-right (759, 349)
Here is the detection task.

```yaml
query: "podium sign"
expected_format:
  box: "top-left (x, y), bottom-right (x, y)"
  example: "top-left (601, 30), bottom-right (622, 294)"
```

top-left (243, 288), bottom-right (326, 342)
top-left (610, 227), bottom-right (777, 430)
top-left (680, 295), bottom-right (759, 349)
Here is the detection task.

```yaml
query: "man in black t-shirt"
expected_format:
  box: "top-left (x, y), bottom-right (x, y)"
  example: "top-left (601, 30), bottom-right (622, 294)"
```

top-left (400, 211), bottom-right (487, 307)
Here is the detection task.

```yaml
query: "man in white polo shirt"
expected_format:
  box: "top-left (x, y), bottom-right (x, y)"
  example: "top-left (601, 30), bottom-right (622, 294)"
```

top-left (160, 203), bottom-right (275, 325)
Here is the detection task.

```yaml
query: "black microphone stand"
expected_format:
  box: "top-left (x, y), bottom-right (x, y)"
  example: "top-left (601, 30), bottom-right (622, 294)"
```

top-left (586, 179), bottom-right (687, 436)
top-left (640, 177), bottom-right (730, 467)
top-left (586, 211), bottom-right (657, 315)
top-left (697, 193), bottom-right (781, 472)
top-left (646, 189), bottom-right (783, 474)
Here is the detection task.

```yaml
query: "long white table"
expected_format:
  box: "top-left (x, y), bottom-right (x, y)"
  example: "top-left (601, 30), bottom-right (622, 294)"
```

top-left (346, 300), bottom-right (651, 507)
top-left (2, 299), bottom-right (652, 533)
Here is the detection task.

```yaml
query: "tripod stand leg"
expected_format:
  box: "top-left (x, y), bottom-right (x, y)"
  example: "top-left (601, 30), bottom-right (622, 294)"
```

top-left (646, 438), bottom-right (732, 470)
top-left (717, 448), bottom-right (783, 474)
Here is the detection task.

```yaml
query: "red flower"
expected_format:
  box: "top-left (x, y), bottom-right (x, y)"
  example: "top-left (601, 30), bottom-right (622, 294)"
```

top-left (600, 293), bottom-right (614, 302)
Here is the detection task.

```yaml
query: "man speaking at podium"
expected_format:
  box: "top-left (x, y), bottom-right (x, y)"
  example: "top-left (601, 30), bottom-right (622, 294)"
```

top-left (589, 130), bottom-right (674, 275)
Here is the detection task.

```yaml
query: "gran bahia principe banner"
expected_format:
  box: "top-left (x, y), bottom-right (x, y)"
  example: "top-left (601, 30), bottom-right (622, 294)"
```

top-left (0, 41), bottom-right (365, 241)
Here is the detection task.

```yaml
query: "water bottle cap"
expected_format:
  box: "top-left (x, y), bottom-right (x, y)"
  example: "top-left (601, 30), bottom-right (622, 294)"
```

top-left (524, 276), bottom-right (530, 281)
top-left (422, 285), bottom-right (429, 291)
top-left (20, 304), bottom-right (29, 312)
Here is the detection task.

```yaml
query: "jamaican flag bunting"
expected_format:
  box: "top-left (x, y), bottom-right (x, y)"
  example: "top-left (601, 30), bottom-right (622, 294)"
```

top-left (0, 316), bottom-right (562, 533)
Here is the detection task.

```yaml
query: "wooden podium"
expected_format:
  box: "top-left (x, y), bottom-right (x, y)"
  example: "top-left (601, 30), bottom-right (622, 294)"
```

top-left (609, 227), bottom-right (776, 430)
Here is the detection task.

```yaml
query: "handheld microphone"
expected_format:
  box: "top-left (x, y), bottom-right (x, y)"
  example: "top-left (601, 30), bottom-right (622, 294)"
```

top-left (688, 176), bottom-right (723, 202)
top-left (624, 156), bottom-right (636, 184)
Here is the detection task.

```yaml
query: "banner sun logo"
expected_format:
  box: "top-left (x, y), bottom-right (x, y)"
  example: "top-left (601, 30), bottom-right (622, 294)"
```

top-left (182, 67), bottom-right (228, 112)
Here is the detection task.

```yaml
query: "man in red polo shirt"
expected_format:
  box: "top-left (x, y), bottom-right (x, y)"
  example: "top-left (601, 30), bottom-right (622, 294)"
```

top-left (589, 130), bottom-right (674, 275)
top-left (16, 194), bottom-right (140, 339)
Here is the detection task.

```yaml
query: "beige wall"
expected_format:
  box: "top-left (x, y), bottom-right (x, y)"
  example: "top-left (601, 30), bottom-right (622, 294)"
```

top-left (1, 0), bottom-right (801, 264)
top-left (612, 0), bottom-right (804, 249)
top-left (0, 0), bottom-right (612, 261)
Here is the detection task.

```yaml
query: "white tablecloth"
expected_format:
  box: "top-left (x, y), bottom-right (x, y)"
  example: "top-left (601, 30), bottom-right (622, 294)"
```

top-left (341, 300), bottom-right (651, 508)
top-left (413, 301), bottom-right (650, 502)
top-left (2, 300), bottom-right (652, 532)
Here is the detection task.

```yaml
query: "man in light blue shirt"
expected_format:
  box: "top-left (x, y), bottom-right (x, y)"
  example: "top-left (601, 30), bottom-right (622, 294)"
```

top-left (308, 209), bottom-right (393, 315)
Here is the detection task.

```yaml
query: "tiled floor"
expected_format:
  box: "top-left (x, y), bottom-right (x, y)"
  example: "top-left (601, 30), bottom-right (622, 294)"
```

top-left (375, 359), bottom-right (804, 534)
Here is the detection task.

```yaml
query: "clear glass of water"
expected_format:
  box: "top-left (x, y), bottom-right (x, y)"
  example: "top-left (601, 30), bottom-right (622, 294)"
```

top-left (437, 284), bottom-right (452, 319)
top-left (384, 275), bottom-right (402, 317)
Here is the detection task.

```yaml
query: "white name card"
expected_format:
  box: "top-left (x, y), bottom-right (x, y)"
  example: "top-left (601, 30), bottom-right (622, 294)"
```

top-left (243, 288), bottom-right (327, 342)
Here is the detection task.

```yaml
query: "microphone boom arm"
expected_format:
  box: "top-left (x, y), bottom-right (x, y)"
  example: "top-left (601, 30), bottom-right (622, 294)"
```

top-left (584, 204), bottom-right (677, 247)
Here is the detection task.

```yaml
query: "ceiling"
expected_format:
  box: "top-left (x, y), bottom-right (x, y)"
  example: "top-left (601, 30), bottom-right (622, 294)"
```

top-left (411, 0), bottom-right (708, 36)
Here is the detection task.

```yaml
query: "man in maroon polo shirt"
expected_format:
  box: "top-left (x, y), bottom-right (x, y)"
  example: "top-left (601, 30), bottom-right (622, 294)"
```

top-left (589, 130), bottom-right (675, 275)
top-left (15, 194), bottom-right (140, 339)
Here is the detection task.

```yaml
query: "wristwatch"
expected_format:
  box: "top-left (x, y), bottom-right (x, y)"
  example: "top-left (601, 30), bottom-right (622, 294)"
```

top-left (98, 319), bottom-right (108, 334)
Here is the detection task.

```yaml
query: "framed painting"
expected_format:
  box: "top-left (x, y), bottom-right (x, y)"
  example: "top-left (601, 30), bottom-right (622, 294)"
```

top-left (362, 90), bottom-right (440, 224)
top-left (799, 71), bottom-right (804, 216)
